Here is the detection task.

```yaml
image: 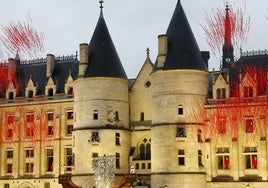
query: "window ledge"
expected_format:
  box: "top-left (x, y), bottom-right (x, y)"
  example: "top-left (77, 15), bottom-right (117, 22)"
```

top-left (176, 137), bottom-right (187, 142)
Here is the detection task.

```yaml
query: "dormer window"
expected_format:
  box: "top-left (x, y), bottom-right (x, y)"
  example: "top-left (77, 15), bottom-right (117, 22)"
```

top-left (67, 87), bottom-right (73, 96)
top-left (48, 88), bottom-right (53, 98)
top-left (8, 92), bottom-right (14, 100)
top-left (28, 90), bottom-right (34, 99)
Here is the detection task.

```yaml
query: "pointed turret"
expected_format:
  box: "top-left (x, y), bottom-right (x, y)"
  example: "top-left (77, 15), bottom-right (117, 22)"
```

top-left (154, 0), bottom-right (207, 71)
top-left (84, 3), bottom-right (127, 79)
top-left (222, 4), bottom-right (234, 69)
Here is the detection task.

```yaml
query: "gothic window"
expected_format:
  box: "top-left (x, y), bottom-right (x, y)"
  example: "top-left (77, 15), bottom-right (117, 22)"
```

top-left (140, 144), bottom-right (145, 159)
top-left (178, 149), bottom-right (185, 166)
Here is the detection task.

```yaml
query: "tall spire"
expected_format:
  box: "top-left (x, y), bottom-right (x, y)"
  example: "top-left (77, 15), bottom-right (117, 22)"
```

top-left (222, 4), bottom-right (234, 69)
top-left (84, 0), bottom-right (127, 79)
top-left (154, 0), bottom-right (207, 71)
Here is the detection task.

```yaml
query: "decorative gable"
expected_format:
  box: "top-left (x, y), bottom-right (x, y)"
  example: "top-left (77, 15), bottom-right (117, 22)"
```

top-left (45, 76), bottom-right (57, 98)
top-left (6, 81), bottom-right (16, 100)
top-left (65, 72), bottom-right (74, 97)
top-left (25, 77), bottom-right (37, 99)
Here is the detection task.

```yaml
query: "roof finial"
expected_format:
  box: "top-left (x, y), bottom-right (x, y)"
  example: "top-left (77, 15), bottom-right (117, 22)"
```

top-left (99, 0), bottom-right (104, 10)
top-left (146, 47), bottom-right (150, 58)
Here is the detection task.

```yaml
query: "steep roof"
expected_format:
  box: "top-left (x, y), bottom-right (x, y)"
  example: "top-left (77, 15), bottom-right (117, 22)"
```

top-left (162, 0), bottom-right (207, 71)
top-left (84, 9), bottom-right (127, 79)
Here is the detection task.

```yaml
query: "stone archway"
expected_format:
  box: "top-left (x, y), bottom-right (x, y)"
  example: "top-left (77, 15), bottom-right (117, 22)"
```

top-left (18, 182), bottom-right (35, 188)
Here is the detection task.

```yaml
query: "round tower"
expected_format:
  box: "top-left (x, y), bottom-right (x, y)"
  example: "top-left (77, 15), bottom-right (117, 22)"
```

top-left (72, 2), bottom-right (130, 185)
top-left (151, 1), bottom-right (209, 187)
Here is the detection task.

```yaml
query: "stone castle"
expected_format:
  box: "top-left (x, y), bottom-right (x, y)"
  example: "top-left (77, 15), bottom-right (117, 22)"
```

top-left (0, 1), bottom-right (268, 188)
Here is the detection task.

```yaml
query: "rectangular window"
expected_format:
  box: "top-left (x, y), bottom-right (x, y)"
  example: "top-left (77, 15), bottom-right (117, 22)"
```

top-left (6, 150), bottom-right (13, 159)
top-left (25, 126), bottom-right (35, 137)
top-left (178, 105), bottom-right (183, 115)
top-left (140, 112), bottom-right (144, 121)
top-left (148, 163), bottom-right (151, 169)
top-left (116, 153), bottom-right (120, 169)
top-left (216, 148), bottom-right (230, 170)
top-left (135, 163), bottom-right (139, 170)
top-left (93, 110), bottom-right (98, 120)
top-left (47, 126), bottom-right (54, 136)
top-left (7, 163), bottom-right (13, 173)
top-left (115, 133), bottom-right (120, 146)
top-left (47, 113), bottom-right (54, 121)
top-left (178, 149), bottom-right (185, 166)
top-left (198, 150), bottom-right (203, 167)
top-left (217, 117), bottom-right (227, 134)
top-left (25, 162), bottom-right (34, 173)
top-left (216, 88), bottom-right (226, 99)
top-left (7, 115), bottom-right (14, 124)
top-left (67, 111), bottom-right (73, 120)
top-left (92, 153), bottom-right (98, 158)
top-left (66, 125), bottom-right (73, 135)
top-left (176, 126), bottom-right (186, 138)
top-left (4, 184), bottom-right (10, 188)
top-left (142, 163), bottom-right (146, 169)
top-left (26, 113), bottom-right (34, 123)
top-left (243, 86), bottom-right (253, 98)
top-left (46, 149), bottom-right (54, 172)
top-left (6, 129), bottom-right (14, 139)
top-left (244, 147), bottom-right (257, 169)
top-left (25, 148), bottom-right (34, 158)
top-left (65, 148), bottom-right (73, 171)
top-left (91, 132), bottom-right (99, 142)
top-left (245, 117), bottom-right (254, 133)
top-left (197, 129), bottom-right (202, 142)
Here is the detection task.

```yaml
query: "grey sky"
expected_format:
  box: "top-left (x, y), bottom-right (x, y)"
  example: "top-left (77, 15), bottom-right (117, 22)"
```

top-left (0, 0), bottom-right (267, 78)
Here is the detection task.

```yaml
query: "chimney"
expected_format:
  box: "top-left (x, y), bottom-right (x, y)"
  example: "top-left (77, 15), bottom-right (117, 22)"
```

top-left (46, 54), bottom-right (55, 77)
top-left (156, 34), bottom-right (168, 69)
top-left (78, 43), bottom-right (89, 77)
top-left (8, 58), bottom-right (17, 81)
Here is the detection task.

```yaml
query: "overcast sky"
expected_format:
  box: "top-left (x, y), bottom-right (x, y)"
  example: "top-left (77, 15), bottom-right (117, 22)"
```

top-left (0, 0), bottom-right (268, 78)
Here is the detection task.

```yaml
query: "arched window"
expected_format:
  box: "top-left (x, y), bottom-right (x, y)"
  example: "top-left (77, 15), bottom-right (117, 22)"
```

top-left (146, 144), bottom-right (151, 159)
top-left (28, 90), bottom-right (34, 98)
top-left (140, 144), bottom-right (145, 159)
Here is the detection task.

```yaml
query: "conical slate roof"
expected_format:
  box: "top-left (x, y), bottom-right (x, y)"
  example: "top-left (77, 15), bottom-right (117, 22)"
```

top-left (161, 0), bottom-right (207, 71)
top-left (84, 9), bottom-right (127, 79)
